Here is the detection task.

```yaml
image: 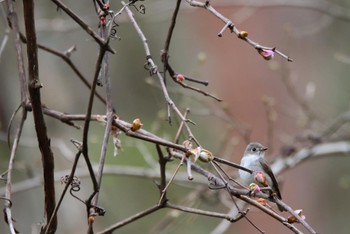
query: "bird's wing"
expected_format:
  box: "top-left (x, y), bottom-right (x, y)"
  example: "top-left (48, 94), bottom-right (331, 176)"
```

top-left (259, 158), bottom-right (282, 199)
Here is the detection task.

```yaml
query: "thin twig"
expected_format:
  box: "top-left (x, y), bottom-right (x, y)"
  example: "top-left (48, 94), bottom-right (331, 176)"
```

top-left (91, 20), bottom-right (115, 229)
top-left (158, 153), bottom-right (186, 206)
top-left (174, 108), bottom-right (190, 144)
top-left (97, 205), bottom-right (161, 234)
top-left (162, 0), bottom-right (182, 80)
top-left (6, 0), bottom-right (29, 101)
top-left (44, 149), bottom-right (82, 234)
top-left (163, 0), bottom-right (182, 57)
top-left (7, 104), bottom-right (22, 148)
top-left (213, 156), bottom-right (253, 173)
top-left (173, 76), bottom-right (222, 101)
top-left (81, 49), bottom-right (105, 201)
top-left (4, 108), bottom-right (26, 234)
top-left (166, 64), bottom-right (222, 101)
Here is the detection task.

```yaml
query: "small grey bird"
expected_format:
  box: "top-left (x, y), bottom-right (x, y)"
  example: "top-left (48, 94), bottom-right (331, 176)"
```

top-left (239, 142), bottom-right (284, 210)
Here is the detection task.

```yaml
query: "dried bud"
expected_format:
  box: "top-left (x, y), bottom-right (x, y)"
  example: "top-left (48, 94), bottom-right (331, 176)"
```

top-left (130, 118), bottom-right (143, 131)
top-left (88, 216), bottom-right (96, 225)
top-left (188, 147), bottom-right (201, 161)
top-left (187, 147), bottom-right (214, 163)
top-left (288, 209), bottom-right (306, 224)
top-left (259, 49), bottom-right (275, 61)
top-left (257, 198), bottom-right (272, 208)
top-left (176, 74), bottom-right (185, 82)
top-left (113, 136), bottom-right (122, 156)
top-left (257, 197), bottom-right (267, 206)
top-left (238, 31), bottom-right (248, 38)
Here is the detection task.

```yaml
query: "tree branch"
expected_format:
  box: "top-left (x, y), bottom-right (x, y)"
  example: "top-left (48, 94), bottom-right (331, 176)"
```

top-left (23, 0), bottom-right (56, 232)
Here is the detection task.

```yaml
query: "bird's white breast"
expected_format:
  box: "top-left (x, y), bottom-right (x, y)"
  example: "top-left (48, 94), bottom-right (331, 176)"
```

top-left (239, 154), bottom-right (260, 185)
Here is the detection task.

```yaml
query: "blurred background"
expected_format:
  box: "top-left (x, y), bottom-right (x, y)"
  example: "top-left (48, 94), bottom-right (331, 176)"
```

top-left (1, 0), bottom-right (350, 233)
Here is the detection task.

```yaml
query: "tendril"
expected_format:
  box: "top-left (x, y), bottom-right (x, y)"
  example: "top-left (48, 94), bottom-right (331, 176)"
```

top-left (129, 0), bottom-right (146, 14)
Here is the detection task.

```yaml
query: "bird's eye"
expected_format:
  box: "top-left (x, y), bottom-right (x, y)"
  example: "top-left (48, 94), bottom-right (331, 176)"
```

top-left (252, 148), bottom-right (256, 152)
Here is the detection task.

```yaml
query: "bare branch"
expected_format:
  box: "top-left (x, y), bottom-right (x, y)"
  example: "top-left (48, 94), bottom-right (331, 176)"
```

top-left (165, 202), bottom-right (246, 222)
top-left (185, 0), bottom-right (293, 61)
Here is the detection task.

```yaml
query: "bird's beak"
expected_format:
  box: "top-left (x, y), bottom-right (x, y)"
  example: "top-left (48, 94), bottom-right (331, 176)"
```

top-left (261, 147), bottom-right (268, 151)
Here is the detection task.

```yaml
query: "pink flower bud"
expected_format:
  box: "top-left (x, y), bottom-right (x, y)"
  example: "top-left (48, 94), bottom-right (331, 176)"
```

top-left (99, 16), bottom-right (106, 27)
top-left (259, 49), bottom-right (275, 60)
top-left (176, 74), bottom-right (185, 82)
top-left (249, 183), bottom-right (261, 194)
top-left (254, 171), bottom-right (268, 187)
